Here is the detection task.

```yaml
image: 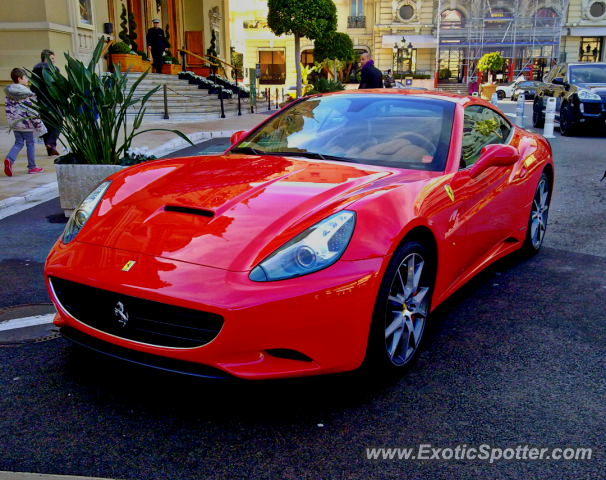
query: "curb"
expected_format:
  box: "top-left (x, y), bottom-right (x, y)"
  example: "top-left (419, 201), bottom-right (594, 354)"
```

top-left (149, 130), bottom-right (237, 158)
top-left (0, 182), bottom-right (58, 211)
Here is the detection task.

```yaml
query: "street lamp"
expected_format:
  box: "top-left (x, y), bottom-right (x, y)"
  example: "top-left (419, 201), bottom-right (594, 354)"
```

top-left (393, 37), bottom-right (414, 80)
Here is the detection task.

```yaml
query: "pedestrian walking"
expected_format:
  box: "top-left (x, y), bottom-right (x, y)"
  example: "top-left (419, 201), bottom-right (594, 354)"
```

top-left (384, 69), bottom-right (395, 88)
top-left (31, 49), bottom-right (61, 156)
top-left (4, 68), bottom-right (45, 176)
top-left (358, 53), bottom-right (383, 89)
top-left (146, 19), bottom-right (169, 74)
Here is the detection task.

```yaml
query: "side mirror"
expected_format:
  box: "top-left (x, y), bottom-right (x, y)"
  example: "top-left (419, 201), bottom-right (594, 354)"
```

top-left (552, 77), bottom-right (564, 85)
top-left (230, 130), bottom-right (247, 145)
top-left (469, 144), bottom-right (519, 179)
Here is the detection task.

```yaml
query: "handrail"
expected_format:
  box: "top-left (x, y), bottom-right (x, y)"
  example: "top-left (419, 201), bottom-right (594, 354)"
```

top-left (100, 39), bottom-right (114, 59)
top-left (205, 54), bottom-right (239, 71)
top-left (177, 48), bottom-right (218, 67)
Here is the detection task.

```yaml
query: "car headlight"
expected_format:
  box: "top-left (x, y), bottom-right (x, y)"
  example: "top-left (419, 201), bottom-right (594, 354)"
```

top-left (62, 181), bottom-right (111, 244)
top-left (249, 211), bottom-right (356, 282)
top-left (578, 89), bottom-right (601, 100)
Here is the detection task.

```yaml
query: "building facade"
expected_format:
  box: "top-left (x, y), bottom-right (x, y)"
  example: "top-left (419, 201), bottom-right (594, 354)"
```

top-left (230, 0), bottom-right (606, 89)
top-left (1, 0), bottom-right (231, 125)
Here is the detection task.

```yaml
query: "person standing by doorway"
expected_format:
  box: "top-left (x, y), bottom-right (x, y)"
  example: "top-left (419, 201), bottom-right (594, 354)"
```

top-left (31, 49), bottom-right (61, 156)
top-left (146, 19), bottom-right (169, 74)
top-left (359, 53), bottom-right (383, 89)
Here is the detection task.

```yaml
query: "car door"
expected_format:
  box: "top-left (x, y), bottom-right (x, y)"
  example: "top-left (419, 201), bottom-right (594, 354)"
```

top-left (539, 65), bottom-right (560, 111)
top-left (459, 105), bottom-right (522, 269)
top-left (553, 64), bottom-right (568, 118)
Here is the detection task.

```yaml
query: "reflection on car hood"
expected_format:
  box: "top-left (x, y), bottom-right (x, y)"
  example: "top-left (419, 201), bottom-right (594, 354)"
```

top-left (576, 83), bottom-right (606, 99)
top-left (77, 154), bottom-right (431, 271)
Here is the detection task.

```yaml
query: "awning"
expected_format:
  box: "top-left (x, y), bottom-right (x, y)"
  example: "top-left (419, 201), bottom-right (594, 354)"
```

top-left (381, 35), bottom-right (437, 49)
top-left (569, 27), bottom-right (606, 37)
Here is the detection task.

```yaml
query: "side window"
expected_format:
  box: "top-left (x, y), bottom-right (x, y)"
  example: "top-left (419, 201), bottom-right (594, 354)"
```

top-left (460, 106), bottom-right (508, 169)
top-left (556, 64), bottom-right (567, 82)
top-left (547, 65), bottom-right (561, 83)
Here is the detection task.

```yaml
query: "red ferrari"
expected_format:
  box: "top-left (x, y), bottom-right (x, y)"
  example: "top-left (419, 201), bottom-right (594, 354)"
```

top-left (45, 90), bottom-right (554, 380)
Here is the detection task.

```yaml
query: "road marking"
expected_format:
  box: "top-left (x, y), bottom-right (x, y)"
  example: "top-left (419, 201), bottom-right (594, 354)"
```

top-left (0, 314), bottom-right (55, 332)
top-left (0, 472), bottom-right (114, 480)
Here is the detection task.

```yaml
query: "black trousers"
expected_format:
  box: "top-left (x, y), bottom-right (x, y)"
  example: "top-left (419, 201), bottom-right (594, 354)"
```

top-left (151, 49), bottom-right (164, 73)
top-left (42, 125), bottom-right (61, 149)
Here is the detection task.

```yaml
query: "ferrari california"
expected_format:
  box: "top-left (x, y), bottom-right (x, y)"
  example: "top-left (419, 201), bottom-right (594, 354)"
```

top-left (45, 90), bottom-right (554, 380)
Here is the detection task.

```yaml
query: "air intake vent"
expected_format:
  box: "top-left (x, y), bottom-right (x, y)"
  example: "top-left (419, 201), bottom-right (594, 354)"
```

top-left (165, 205), bottom-right (214, 218)
top-left (266, 349), bottom-right (313, 362)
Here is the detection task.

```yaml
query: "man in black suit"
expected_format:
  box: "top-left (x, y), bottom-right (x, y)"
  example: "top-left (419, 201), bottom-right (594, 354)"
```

top-left (359, 53), bottom-right (383, 89)
top-left (146, 19), bottom-right (168, 73)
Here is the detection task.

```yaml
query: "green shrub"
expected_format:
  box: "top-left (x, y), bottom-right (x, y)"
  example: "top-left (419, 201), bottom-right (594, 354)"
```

top-left (438, 68), bottom-right (452, 80)
top-left (304, 77), bottom-right (345, 95)
top-left (110, 42), bottom-right (131, 54)
top-left (356, 71), bottom-right (361, 83)
top-left (171, 57), bottom-right (180, 65)
top-left (28, 37), bottom-right (193, 165)
top-left (162, 55), bottom-right (172, 64)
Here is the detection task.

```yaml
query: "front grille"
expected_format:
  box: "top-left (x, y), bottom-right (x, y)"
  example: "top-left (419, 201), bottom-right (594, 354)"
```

top-left (50, 277), bottom-right (224, 348)
top-left (583, 102), bottom-right (603, 114)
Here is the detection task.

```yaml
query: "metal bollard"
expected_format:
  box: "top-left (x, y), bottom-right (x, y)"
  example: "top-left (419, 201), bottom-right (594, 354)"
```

top-left (275, 88), bottom-right (279, 109)
top-left (515, 95), bottom-right (525, 127)
top-left (267, 88), bottom-right (271, 111)
top-left (543, 97), bottom-right (557, 138)
top-left (491, 92), bottom-right (498, 107)
top-left (163, 84), bottom-right (169, 120)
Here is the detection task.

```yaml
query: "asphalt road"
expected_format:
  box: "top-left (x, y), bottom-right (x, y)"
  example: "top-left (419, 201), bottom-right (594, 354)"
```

top-left (1, 102), bottom-right (605, 479)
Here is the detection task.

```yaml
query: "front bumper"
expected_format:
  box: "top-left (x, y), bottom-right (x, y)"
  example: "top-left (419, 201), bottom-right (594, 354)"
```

top-left (46, 241), bottom-right (388, 379)
top-left (577, 100), bottom-right (606, 120)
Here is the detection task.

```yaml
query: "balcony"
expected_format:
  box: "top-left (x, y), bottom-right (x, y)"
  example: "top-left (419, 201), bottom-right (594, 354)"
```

top-left (348, 16), bottom-right (366, 29)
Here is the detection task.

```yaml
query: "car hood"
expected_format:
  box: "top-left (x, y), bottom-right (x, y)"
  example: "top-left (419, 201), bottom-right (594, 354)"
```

top-left (77, 154), bottom-right (430, 271)
top-left (576, 83), bottom-right (606, 99)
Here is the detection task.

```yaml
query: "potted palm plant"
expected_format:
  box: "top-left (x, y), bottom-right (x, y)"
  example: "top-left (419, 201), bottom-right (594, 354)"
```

top-left (29, 37), bottom-right (194, 217)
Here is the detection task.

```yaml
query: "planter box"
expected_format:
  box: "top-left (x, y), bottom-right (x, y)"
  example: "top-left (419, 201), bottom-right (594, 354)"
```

top-left (162, 64), bottom-right (182, 75)
top-left (56, 164), bottom-right (126, 217)
top-left (110, 54), bottom-right (142, 73)
top-left (190, 66), bottom-right (211, 77)
top-left (480, 84), bottom-right (497, 100)
top-left (218, 92), bottom-right (232, 99)
top-left (198, 83), bottom-right (212, 90)
top-left (141, 60), bottom-right (151, 73)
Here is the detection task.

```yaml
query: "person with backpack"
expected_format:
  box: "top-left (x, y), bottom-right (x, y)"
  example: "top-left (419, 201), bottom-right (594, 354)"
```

top-left (4, 68), bottom-right (45, 176)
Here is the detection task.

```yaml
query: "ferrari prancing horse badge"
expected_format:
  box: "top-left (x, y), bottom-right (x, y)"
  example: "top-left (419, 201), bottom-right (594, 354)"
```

top-left (444, 185), bottom-right (454, 202)
top-left (122, 261), bottom-right (136, 272)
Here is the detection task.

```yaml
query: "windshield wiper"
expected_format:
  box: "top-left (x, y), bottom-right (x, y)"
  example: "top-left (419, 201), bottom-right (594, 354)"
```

top-left (267, 151), bottom-right (360, 163)
top-left (230, 146), bottom-right (264, 155)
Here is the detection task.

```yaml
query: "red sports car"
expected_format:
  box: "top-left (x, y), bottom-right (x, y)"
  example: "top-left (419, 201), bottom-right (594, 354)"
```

top-left (45, 90), bottom-right (554, 380)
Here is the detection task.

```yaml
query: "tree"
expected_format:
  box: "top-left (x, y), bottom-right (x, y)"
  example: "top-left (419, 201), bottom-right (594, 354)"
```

top-left (477, 52), bottom-right (503, 83)
top-left (118, 4), bottom-right (130, 47)
top-left (206, 30), bottom-right (218, 76)
top-left (267, 0), bottom-right (337, 98)
top-left (128, 11), bottom-right (138, 52)
top-left (313, 32), bottom-right (354, 81)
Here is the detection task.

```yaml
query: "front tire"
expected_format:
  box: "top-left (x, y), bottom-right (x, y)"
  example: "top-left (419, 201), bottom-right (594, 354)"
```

top-left (533, 99), bottom-right (545, 128)
top-left (497, 91), bottom-right (505, 100)
top-left (559, 104), bottom-right (576, 136)
top-left (521, 173), bottom-right (551, 255)
top-left (364, 241), bottom-right (434, 379)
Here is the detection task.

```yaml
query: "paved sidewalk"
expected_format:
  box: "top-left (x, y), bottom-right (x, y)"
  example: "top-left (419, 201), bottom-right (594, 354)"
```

top-left (0, 113), bottom-right (267, 203)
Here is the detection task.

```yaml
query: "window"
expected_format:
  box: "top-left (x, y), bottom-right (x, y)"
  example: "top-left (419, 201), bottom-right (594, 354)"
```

top-left (259, 48), bottom-right (286, 84)
top-left (237, 95), bottom-right (456, 172)
top-left (535, 7), bottom-right (557, 17)
top-left (569, 64), bottom-right (606, 84)
top-left (441, 9), bottom-right (464, 28)
top-left (400, 5), bottom-right (414, 19)
top-left (350, 0), bottom-right (363, 16)
top-left (461, 106), bottom-right (511, 169)
top-left (579, 37), bottom-right (603, 63)
top-left (589, 0), bottom-right (606, 19)
top-left (301, 50), bottom-right (314, 68)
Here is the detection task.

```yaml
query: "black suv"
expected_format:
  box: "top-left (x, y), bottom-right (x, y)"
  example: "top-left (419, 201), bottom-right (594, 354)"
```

top-left (532, 62), bottom-right (606, 136)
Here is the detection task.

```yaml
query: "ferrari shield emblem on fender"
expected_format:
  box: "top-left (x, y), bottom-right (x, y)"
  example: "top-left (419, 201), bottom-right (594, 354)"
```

top-left (444, 185), bottom-right (455, 202)
top-left (122, 261), bottom-right (136, 272)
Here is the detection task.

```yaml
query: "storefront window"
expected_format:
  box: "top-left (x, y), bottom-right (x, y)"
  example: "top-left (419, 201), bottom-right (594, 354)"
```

top-left (579, 37), bottom-right (602, 62)
top-left (259, 48), bottom-right (286, 84)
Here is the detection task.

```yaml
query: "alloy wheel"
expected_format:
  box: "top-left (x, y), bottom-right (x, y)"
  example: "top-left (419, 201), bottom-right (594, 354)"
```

top-left (530, 177), bottom-right (549, 249)
top-left (384, 253), bottom-right (429, 366)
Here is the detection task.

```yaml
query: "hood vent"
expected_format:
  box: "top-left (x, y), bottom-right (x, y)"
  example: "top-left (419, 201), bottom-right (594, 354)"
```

top-left (165, 205), bottom-right (214, 218)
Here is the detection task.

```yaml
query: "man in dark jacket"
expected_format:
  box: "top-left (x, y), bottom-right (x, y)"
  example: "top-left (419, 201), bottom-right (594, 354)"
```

top-left (32, 49), bottom-right (61, 156)
top-left (146, 19), bottom-right (169, 73)
top-left (359, 53), bottom-right (383, 89)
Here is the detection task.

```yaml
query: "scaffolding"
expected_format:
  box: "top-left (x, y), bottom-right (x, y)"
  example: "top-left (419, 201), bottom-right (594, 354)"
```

top-left (437, 0), bottom-right (571, 84)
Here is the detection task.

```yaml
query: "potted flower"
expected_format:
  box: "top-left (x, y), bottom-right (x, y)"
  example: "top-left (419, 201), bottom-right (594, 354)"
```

top-left (28, 37), bottom-right (194, 217)
top-left (477, 52), bottom-right (504, 100)
top-left (162, 55), bottom-right (182, 75)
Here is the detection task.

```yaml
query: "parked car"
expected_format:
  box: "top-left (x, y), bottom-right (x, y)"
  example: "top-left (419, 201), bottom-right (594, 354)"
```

top-left (496, 80), bottom-right (521, 100)
top-left (533, 62), bottom-right (606, 136)
top-left (393, 82), bottom-right (428, 90)
top-left (46, 90), bottom-right (554, 380)
top-left (511, 81), bottom-right (542, 101)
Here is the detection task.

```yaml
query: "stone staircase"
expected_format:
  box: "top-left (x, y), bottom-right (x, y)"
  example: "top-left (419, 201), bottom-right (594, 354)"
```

top-left (436, 82), bottom-right (469, 94)
top-left (124, 73), bottom-right (247, 120)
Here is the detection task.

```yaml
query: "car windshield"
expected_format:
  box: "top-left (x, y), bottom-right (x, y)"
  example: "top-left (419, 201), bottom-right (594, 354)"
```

top-left (569, 65), bottom-right (606, 84)
top-left (232, 94), bottom-right (455, 171)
